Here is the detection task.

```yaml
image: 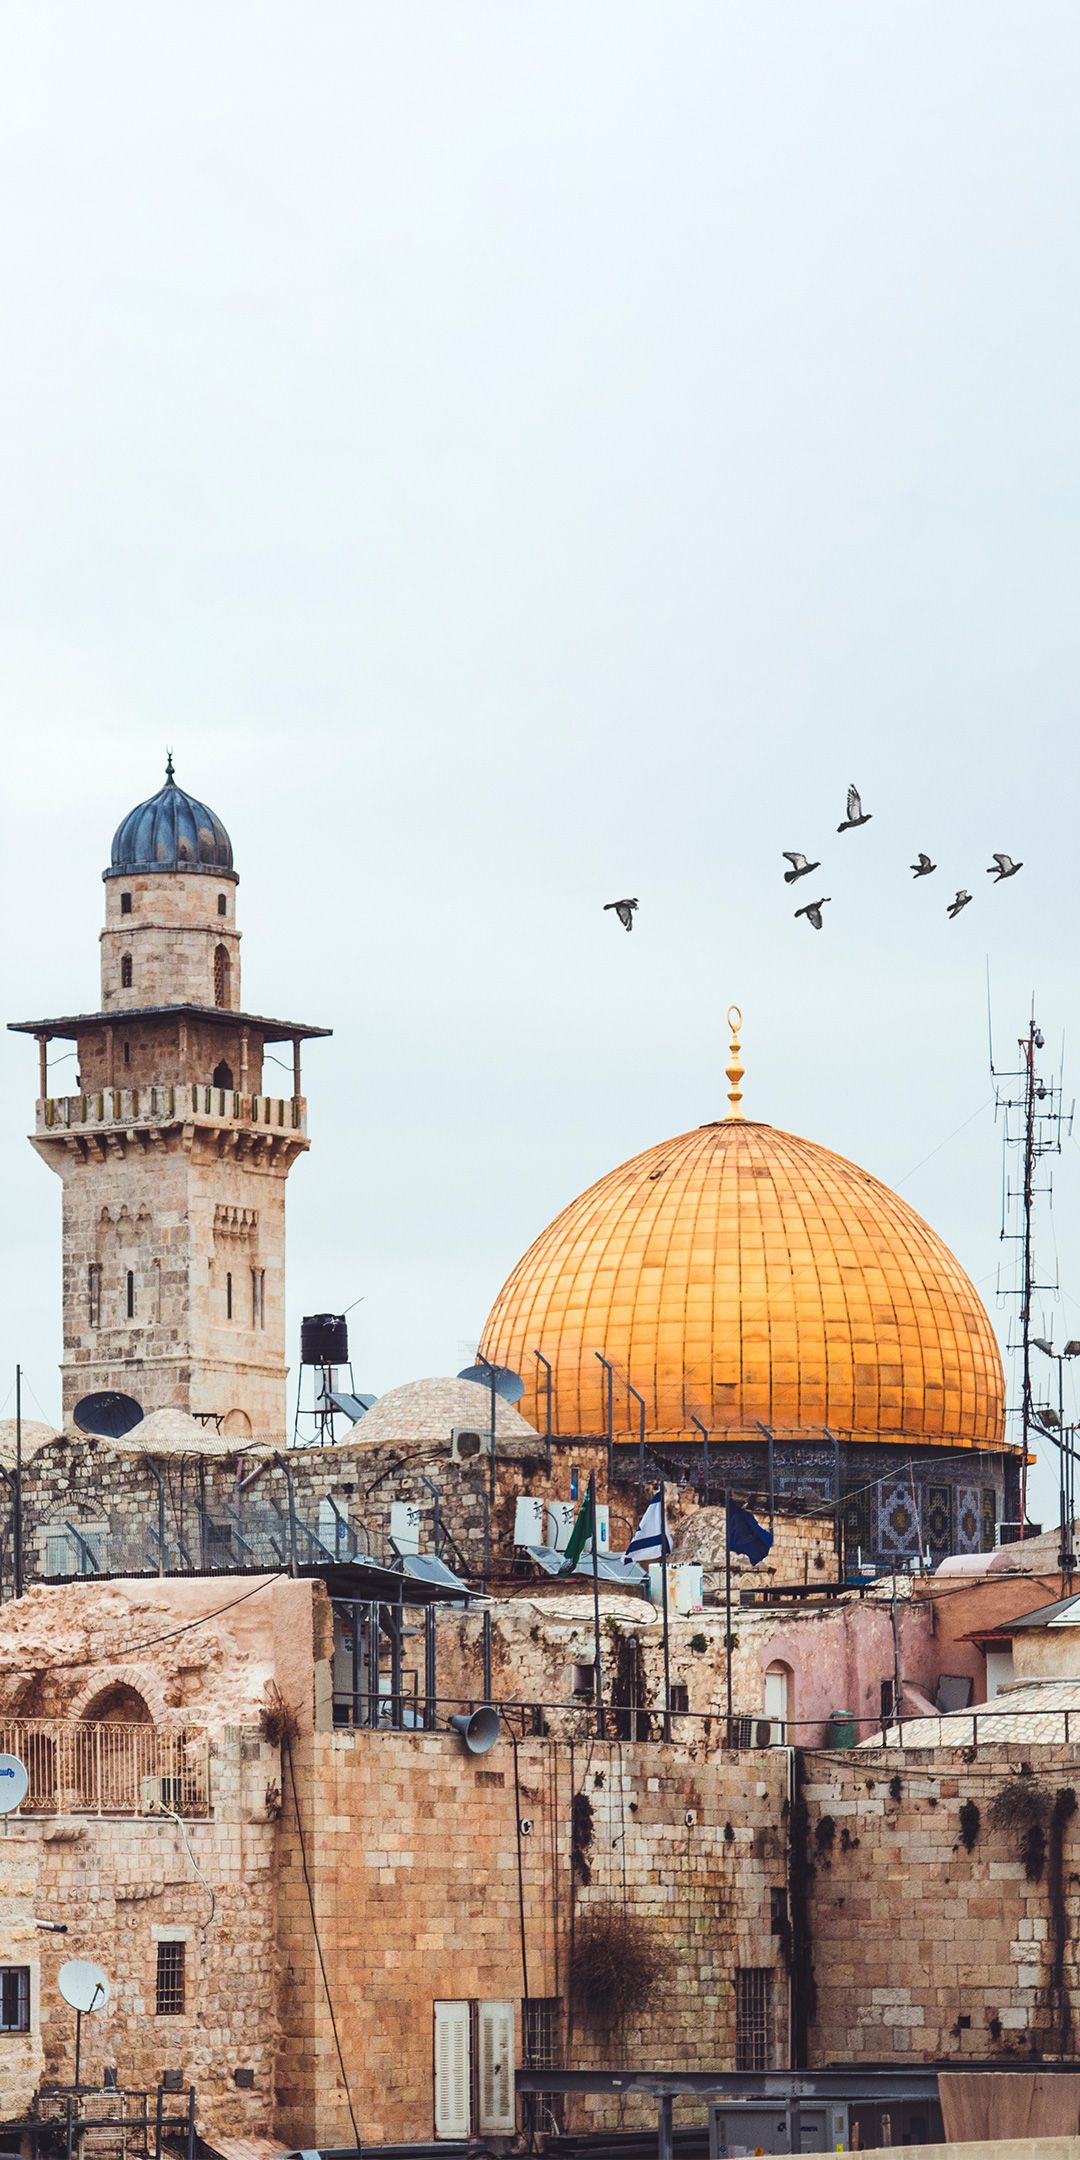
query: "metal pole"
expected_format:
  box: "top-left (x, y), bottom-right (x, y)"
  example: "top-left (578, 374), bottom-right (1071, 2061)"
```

top-left (534, 1350), bottom-right (553, 1474)
top-left (483, 1609), bottom-right (493, 1701)
top-left (595, 1354), bottom-right (614, 1474)
top-left (74, 2009), bottom-right (82, 2091)
top-left (14, 1367), bottom-right (24, 1599)
top-left (658, 2093), bottom-right (674, 2160)
top-left (724, 1492), bottom-right (733, 1745)
top-left (755, 1421), bottom-right (776, 1532)
top-left (1020, 1020), bottom-right (1037, 1536)
top-left (588, 1472), bottom-right (605, 1739)
top-left (627, 1381), bottom-right (646, 1483)
top-left (660, 1487), bottom-right (672, 1743)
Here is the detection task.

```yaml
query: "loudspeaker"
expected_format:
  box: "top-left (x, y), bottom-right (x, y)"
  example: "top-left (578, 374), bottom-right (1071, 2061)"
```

top-left (448, 1706), bottom-right (500, 1755)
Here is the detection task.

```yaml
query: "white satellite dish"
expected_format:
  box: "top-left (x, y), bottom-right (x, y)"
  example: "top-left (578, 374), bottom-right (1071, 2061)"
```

top-left (0, 1754), bottom-right (28, 1814)
top-left (58, 1961), bottom-right (110, 2014)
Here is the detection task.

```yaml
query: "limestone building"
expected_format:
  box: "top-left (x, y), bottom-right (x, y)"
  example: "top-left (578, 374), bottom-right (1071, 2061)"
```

top-left (9, 762), bottom-right (328, 1437)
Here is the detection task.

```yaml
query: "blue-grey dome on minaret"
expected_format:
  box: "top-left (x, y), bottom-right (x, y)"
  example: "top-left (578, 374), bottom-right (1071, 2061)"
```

top-left (106, 755), bottom-right (235, 879)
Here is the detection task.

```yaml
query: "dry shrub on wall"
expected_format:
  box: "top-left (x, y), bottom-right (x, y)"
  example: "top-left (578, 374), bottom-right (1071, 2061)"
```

top-left (260, 1682), bottom-right (301, 1751)
top-left (571, 1905), bottom-right (669, 2029)
top-left (989, 1777), bottom-right (1050, 1882)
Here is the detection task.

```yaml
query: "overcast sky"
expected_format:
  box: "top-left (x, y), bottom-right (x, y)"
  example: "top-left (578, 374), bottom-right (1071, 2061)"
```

top-left (2, 5), bottom-right (1079, 1519)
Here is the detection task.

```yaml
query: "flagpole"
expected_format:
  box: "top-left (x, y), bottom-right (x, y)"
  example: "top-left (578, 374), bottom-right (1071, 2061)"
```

top-left (589, 1471), bottom-right (606, 1739)
top-left (724, 1490), bottom-right (733, 1748)
top-left (660, 1484), bottom-right (671, 1743)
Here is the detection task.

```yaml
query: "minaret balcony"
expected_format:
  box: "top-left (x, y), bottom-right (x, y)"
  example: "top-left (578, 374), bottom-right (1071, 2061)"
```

top-left (37, 1083), bottom-right (307, 1138)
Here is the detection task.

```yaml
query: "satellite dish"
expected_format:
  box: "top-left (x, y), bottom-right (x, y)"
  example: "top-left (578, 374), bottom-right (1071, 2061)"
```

top-left (73, 1392), bottom-right (144, 1440)
top-left (0, 1755), bottom-right (28, 1813)
top-left (58, 1961), bottom-right (110, 2014)
top-left (457, 1363), bottom-right (525, 1405)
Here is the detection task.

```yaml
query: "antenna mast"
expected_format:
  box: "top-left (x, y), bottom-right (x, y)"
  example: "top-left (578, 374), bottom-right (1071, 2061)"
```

top-left (994, 1010), bottom-right (1072, 1536)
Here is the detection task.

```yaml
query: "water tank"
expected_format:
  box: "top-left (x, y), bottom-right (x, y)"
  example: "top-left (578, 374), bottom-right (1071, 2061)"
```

top-left (301, 1314), bottom-right (349, 1366)
top-left (826, 1708), bottom-right (858, 1750)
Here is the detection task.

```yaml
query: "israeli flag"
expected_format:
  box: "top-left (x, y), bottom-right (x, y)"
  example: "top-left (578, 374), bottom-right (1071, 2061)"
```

top-left (626, 1486), bottom-right (673, 1562)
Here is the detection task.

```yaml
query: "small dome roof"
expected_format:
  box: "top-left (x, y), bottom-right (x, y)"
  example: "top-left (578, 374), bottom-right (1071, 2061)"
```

top-left (345, 1377), bottom-right (540, 1451)
top-left (107, 756), bottom-right (234, 878)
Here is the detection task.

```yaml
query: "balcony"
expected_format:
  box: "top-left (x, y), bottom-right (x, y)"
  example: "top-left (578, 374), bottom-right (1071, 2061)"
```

top-left (36, 1083), bottom-right (307, 1138)
top-left (0, 1717), bottom-right (209, 1817)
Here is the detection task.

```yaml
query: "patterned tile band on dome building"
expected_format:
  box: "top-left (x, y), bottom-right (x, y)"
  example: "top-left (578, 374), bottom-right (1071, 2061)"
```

top-left (480, 1008), bottom-right (1016, 1564)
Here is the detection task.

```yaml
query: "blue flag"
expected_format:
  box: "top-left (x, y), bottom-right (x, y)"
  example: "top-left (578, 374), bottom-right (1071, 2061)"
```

top-left (727, 1499), bottom-right (773, 1566)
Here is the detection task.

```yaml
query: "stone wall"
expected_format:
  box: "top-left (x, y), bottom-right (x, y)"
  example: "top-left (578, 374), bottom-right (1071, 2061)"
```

top-left (275, 1728), bottom-right (791, 2147)
top-left (804, 1746), bottom-right (1080, 2065)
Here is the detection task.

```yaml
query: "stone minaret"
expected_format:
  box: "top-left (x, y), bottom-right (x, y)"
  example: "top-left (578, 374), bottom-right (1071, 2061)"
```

top-left (10, 761), bottom-right (329, 1437)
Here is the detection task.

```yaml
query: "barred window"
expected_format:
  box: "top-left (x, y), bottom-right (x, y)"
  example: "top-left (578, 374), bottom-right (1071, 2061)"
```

top-left (523, 1997), bottom-right (560, 2068)
top-left (0, 1968), bottom-right (30, 2033)
top-left (735, 1968), bottom-right (774, 2071)
top-left (156, 1940), bottom-right (185, 2016)
top-left (120, 954), bottom-right (133, 988)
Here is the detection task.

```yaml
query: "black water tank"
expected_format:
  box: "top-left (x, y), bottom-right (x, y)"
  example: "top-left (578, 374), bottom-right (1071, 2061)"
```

top-left (301, 1313), bottom-right (349, 1366)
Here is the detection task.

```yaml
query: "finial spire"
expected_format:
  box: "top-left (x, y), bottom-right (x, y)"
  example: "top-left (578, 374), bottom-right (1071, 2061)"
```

top-left (165, 749), bottom-right (175, 783)
top-left (724, 1004), bottom-right (744, 1119)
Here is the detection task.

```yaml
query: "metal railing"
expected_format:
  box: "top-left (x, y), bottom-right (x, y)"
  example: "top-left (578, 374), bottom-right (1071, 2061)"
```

top-left (0, 1718), bottom-right (210, 1816)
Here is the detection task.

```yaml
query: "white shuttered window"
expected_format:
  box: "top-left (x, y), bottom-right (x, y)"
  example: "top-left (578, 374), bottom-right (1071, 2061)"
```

top-left (477, 2000), bottom-right (515, 2134)
top-left (433, 2001), bottom-right (470, 2140)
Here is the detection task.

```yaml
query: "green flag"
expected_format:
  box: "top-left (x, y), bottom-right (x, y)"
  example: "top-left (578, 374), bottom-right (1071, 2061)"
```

top-left (558, 1483), bottom-right (595, 1574)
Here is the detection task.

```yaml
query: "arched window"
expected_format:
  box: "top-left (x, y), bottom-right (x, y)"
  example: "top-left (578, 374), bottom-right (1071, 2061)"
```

top-left (217, 893), bottom-right (227, 917)
top-left (120, 954), bottom-right (133, 989)
top-left (226, 1271), bottom-right (233, 1320)
top-left (126, 1270), bottom-right (135, 1319)
top-left (214, 944), bottom-right (230, 1008)
top-left (80, 1683), bottom-right (151, 1726)
top-left (212, 1060), bottom-right (234, 1089)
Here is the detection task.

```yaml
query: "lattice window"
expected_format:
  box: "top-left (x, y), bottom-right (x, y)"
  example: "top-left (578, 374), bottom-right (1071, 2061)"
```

top-left (214, 944), bottom-right (230, 1008)
top-left (735, 1968), bottom-right (774, 2071)
top-left (156, 1940), bottom-right (185, 2016)
top-left (0, 1968), bottom-right (29, 2033)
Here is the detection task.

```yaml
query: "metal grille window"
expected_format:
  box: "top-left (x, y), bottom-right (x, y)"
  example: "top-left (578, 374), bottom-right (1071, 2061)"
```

top-left (523, 1997), bottom-right (561, 2068)
top-left (0, 1968), bottom-right (30, 2033)
top-left (735, 1968), bottom-right (774, 2071)
top-left (155, 1941), bottom-right (185, 2016)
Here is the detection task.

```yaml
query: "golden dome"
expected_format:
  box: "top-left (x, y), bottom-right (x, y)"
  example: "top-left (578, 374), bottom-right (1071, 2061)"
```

top-left (480, 1116), bottom-right (1006, 1450)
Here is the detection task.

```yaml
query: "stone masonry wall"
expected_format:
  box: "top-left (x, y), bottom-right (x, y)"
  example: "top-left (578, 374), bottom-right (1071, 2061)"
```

top-left (805, 1746), bottom-right (1080, 2066)
top-left (275, 1728), bottom-right (791, 2147)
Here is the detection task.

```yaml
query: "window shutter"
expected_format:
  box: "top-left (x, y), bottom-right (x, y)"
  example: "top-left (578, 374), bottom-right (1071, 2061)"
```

top-left (477, 2000), bottom-right (515, 2135)
top-left (433, 2001), bottom-right (470, 2139)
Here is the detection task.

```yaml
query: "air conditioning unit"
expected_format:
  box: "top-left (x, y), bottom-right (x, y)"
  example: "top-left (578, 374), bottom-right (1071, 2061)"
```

top-left (514, 1497), bottom-right (546, 1547)
top-left (755, 1718), bottom-right (781, 1748)
top-left (450, 1427), bottom-right (491, 1462)
top-left (546, 1501), bottom-right (578, 1552)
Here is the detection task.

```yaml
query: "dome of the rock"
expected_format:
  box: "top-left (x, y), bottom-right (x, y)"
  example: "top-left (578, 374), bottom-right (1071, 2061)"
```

top-left (480, 1116), bottom-right (1006, 1451)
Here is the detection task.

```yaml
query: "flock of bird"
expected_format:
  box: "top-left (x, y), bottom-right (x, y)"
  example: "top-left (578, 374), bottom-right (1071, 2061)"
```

top-left (781, 785), bottom-right (1023, 930)
top-left (601, 785), bottom-right (1023, 934)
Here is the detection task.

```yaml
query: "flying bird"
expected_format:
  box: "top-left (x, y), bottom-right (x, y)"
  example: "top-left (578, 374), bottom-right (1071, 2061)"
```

top-left (910, 853), bottom-right (936, 877)
top-left (604, 898), bottom-right (638, 931)
top-left (837, 784), bottom-right (871, 833)
top-left (795, 896), bottom-right (831, 930)
top-left (782, 852), bottom-right (821, 884)
top-left (947, 890), bottom-right (972, 920)
top-left (987, 854), bottom-right (1023, 881)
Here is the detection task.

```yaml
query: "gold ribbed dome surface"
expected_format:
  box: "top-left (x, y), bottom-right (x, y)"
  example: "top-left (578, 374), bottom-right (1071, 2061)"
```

top-left (480, 1118), bottom-right (1006, 1449)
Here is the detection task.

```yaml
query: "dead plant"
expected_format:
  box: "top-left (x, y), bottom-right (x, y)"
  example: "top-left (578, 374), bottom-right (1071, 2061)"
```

top-left (571, 1904), bottom-right (669, 2028)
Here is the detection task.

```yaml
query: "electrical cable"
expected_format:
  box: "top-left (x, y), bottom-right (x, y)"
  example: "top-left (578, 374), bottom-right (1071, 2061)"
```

top-left (283, 1736), bottom-right (361, 2148)
top-left (1, 1572), bottom-right (284, 1676)
top-left (156, 1802), bottom-right (216, 1938)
